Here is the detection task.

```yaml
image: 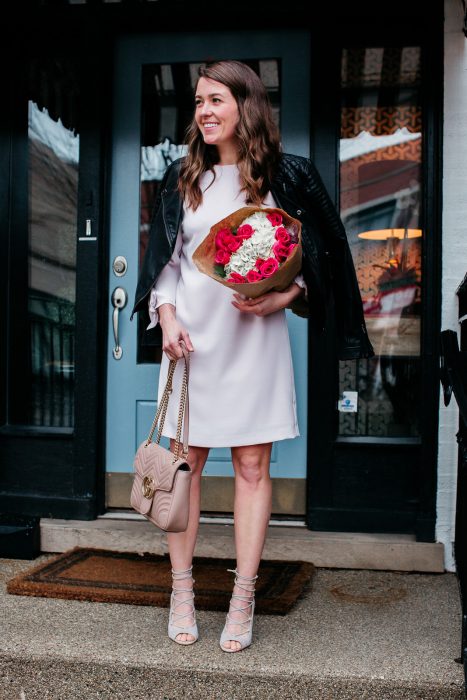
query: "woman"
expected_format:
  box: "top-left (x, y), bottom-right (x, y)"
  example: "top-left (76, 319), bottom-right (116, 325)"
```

top-left (131, 60), bottom-right (374, 653)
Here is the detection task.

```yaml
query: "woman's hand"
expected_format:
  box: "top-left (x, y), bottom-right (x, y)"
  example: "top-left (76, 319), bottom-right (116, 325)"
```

top-left (231, 282), bottom-right (305, 317)
top-left (158, 304), bottom-right (194, 360)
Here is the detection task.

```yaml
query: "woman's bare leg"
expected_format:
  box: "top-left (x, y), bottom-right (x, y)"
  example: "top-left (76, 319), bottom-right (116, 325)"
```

top-left (223, 442), bottom-right (273, 650)
top-left (167, 440), bottom-right (209, 642)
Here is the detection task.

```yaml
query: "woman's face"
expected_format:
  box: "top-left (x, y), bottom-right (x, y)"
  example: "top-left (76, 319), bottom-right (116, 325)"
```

top-left (195, 77), bottom-right (240, 153)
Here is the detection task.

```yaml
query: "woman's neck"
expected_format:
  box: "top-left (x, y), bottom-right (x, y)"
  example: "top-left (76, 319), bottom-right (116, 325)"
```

top-left (216, 143), bottom-right (239, 166)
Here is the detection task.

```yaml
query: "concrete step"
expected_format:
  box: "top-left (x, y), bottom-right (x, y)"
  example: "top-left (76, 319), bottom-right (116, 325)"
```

top-left (0, 553), bottom-right (464, 699)
top-left (39, 510), bottom-right (445, 572)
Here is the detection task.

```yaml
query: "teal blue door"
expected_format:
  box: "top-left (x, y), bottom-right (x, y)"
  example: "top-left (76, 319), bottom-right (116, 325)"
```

top-left (106, 32), bottom-right (310, 515)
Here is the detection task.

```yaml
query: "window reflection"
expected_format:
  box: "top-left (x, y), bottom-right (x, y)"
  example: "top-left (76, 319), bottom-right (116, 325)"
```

top-left (339, 47), bottom-right (422, 437)
top-left (16, 58), bottom-right (80, 427)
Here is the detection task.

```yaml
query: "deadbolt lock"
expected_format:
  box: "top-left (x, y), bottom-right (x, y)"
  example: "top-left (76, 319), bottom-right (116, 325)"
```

top-left (113, 255), bottom-right (128, 277)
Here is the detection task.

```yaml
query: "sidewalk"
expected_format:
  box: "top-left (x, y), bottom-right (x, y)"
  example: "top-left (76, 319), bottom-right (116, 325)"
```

top-left (0, 553), bottom-right (464, 699)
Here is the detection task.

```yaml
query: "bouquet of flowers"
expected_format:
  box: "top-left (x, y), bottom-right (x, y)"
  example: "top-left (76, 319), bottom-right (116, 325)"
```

top-left (192, 206), bottom-right (302, 298)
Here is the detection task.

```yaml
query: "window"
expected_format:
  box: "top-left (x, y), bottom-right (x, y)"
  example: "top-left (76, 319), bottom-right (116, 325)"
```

top-left (339, 47), bottom-right (422, 438)
top-left (10, 57), bottom-right (80, 427)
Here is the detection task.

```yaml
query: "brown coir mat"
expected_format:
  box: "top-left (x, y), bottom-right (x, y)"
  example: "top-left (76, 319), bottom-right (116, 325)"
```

top-left (6, 546), bottom-right (315, 615)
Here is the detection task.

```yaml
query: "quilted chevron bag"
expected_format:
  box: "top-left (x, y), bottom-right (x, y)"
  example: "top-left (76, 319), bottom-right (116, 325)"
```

top-left (131, 340), bottom-right (191, 532)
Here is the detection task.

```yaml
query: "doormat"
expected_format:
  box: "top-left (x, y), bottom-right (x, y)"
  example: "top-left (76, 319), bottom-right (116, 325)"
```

top-left (6, 547), bottom-right (315, 615)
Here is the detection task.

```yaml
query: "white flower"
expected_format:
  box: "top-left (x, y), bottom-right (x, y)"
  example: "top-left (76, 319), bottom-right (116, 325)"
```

top-left (224, 211), bottom-right (278, 277)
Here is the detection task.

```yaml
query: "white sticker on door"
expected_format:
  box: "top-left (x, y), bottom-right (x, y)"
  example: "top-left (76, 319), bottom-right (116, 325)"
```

top-left (338, 391), bottom-right (358, 412)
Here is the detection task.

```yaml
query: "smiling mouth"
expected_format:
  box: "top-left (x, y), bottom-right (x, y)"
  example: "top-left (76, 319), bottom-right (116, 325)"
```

top-left (203, 122), bottom-right (220, 129)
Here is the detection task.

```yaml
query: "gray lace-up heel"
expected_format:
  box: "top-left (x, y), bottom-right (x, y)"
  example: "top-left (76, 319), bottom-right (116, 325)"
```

top-left (168, 565), bottom-right (199, 645)
top-left (220, 567), bottom-right (258, 652)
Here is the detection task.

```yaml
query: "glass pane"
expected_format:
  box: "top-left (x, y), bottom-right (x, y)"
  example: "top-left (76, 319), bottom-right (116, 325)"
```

top-left (137, 59), bottom-right (281, 362)
top-left (15, 58), bottom-right (79, 427)
top-left (338, 47), bottom-right (422, 437)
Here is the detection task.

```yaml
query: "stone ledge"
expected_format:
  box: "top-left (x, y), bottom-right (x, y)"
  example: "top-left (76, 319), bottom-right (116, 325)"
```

top-left (0, 655), bottom-right (464, 700)
top-left (40, 517), bottom-right (445, 572)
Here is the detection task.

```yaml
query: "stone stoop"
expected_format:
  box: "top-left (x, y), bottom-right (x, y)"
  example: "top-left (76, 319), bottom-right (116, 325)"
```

top-left (0, 554), bottom-right (464, 700)
top-left (0, 656), bottom-right (465, 700)
top-left (39, 511), bottom-right (446, 572)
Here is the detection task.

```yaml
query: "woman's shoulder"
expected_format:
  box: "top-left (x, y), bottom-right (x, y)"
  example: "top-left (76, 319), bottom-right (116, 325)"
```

top-left (163, 155), bottom-right (186, 179)
top-left (158, 156), bottom-right (187, 195)
top-left (275, 152), bottom-right (320, 191)
top-left (276, 152), bottom-right (316, 180)
top-left (279, 152), bottom-right (310, 168)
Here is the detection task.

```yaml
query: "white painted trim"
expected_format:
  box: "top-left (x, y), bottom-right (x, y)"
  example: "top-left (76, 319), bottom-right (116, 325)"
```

top-left (97, 510), bottom-right (307, 527)
top-left (437, 0), bottom-right (467, 572)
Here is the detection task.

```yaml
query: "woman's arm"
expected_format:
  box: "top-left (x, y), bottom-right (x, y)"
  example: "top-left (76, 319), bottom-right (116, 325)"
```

top-left (231, 275), bottom-right (306, 316)
top-left (146, 226), bottom-right (183, 330)
top-left (147, 224), bottom-right (194, 359)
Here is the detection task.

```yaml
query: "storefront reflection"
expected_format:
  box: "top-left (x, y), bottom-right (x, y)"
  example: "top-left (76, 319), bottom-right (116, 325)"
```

top-left (339, 46), bottom-right (422, 438)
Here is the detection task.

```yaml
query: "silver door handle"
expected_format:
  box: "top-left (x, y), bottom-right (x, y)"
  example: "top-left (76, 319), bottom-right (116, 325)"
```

top-left (111, 287), bottom-right (128, 360)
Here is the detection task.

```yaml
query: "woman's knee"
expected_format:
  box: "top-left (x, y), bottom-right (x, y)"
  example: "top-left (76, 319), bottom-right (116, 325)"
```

top-left (231, 444), bottom-right (272, 484)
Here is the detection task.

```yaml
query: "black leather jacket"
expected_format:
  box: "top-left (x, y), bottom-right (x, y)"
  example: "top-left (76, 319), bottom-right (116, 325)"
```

top-left (131, 153), bottom-right (375, 360)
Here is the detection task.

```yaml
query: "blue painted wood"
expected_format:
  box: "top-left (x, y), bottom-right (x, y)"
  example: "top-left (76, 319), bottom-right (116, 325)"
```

top-left (106, 31), bottom-right (310, 485)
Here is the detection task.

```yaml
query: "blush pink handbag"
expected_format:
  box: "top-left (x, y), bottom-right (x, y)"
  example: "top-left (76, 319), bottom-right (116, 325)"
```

top-left (130, 341), bottom-right (191, 532)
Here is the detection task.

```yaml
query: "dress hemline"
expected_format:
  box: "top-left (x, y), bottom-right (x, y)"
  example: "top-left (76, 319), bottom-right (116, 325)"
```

top-left (160, 423), bottom-right (300, 448)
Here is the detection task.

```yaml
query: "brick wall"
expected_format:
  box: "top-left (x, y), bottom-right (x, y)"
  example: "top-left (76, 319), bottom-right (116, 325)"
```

top-left (437, 0), bottom-right (467, 572)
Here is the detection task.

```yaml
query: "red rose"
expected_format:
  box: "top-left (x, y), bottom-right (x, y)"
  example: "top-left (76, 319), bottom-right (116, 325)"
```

top-left (259, 258), bottom-right (279, 277)
top-left (215, 227), bottom-right (233, 250)
top-left (228, 272), bottom-right (247, 283)
top-left (255, 257), bottom-right (265, 269)
top-left (216, 228), bottom-right (242, 252)
top-left (236, 224), bottom-right (254, 240)
top-left (225, 235), bottom-right (242, 252)
top-left (215, 249), bottom-right (231, 265)
top-left (266, 212), bottom-right (283, 227)
top-left (275, 226), bottom-right (290, 244)
top-left (272, 241), bottom-right (291, 261)
top-left (246, 269), bottom-right (263, 282)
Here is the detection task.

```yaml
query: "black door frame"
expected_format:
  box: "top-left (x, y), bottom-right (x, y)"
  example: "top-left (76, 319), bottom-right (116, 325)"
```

top-left (0, 18), bottom-right (111, 519)
top-left (306, 10), bottom-right (443, 540)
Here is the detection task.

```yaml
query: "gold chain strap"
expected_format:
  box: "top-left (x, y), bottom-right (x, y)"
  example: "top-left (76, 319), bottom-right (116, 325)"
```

top-left (173, 360), bottom-right (189, 460)
top-left (145, 350), bottom-right (189, 463)
top-left (146, 361), bottom-right (175, 445)
top-left (155, 364), bottom-right (175, 445)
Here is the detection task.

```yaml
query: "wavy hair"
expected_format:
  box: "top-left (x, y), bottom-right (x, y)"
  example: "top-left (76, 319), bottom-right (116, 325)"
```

top-left (178, 60), bottom-right (282, 210)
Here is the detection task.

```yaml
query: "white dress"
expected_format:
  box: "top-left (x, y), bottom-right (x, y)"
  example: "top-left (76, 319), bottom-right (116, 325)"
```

top-left (146, 163), bottom-right (307, 448)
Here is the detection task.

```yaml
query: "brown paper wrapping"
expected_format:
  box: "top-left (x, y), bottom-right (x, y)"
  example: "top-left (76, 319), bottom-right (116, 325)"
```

top-left (192, 206), bottom-right (302, 298)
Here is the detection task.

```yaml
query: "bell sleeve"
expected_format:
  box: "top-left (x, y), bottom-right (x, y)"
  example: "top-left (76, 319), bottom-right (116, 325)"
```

top-left (293, 272), bottom-right (308, 300)
top-left (146, 225), bottom-right (183, 330)
top-left (286, 267), bottom-right (309, 318)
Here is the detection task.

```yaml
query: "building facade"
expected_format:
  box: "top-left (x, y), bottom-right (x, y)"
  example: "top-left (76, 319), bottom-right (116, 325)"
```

top-left (1, 0), bottom-right (463, 571)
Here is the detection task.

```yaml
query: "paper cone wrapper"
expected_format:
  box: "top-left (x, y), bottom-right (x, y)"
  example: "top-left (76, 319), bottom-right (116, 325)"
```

top-left (192, 206), bottom-right (302, 298)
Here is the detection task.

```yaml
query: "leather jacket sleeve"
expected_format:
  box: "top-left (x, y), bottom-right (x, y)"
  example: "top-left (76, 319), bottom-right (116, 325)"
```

top-left (131, 161), bottom-right (181, 322)
top-left (301, 158), bottom-right (375, 359)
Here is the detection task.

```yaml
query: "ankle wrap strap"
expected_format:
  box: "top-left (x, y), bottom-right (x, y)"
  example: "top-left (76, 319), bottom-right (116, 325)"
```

top-left (222, 568), bottom-right (259, 639)
top-left (227, 568), bottom-right (258, 581)
top-left (171, 566), bottom-right (194, 586)
top-left (227, 567), bottom-right (258, 597)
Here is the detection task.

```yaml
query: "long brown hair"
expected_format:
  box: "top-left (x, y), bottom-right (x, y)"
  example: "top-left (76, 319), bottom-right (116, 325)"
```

top-left (178, 60), bottom-right (282, 210)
